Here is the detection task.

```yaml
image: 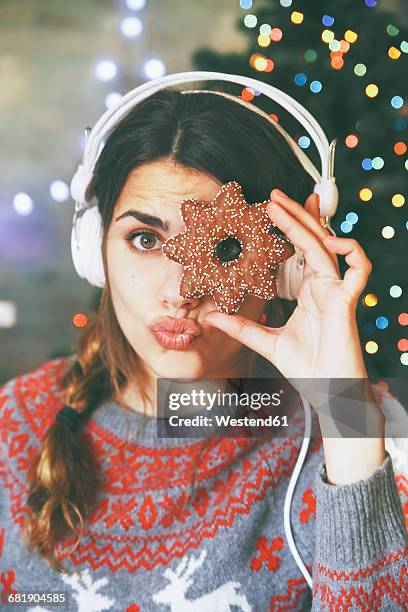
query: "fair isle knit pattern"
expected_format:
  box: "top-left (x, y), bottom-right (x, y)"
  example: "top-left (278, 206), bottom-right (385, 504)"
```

top-left (0, 357), bottom-right (407, 611)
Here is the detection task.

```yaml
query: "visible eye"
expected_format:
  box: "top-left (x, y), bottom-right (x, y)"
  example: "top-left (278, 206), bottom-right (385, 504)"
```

top-left (125, 230), bottom-right (163, 254)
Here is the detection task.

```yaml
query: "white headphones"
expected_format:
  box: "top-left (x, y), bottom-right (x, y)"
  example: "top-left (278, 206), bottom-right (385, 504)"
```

top-left (70, 70), bottom-right (339, 299)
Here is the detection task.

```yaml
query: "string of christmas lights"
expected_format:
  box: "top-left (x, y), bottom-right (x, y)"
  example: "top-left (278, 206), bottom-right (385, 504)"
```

top-left (238, 0), bottom-right (407, 372)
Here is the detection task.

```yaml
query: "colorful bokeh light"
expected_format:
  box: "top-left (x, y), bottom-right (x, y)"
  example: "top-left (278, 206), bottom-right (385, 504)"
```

top-left (388, 47), bottom-right (401, 60)
top-left (270, 28), bottom-right (283, 42)
top-left (364, 294), bottom-right (378, 307)
top-left (394, 141), bottom-right (407, 155)
top-left (397, 339), bottom-right (408, 352)
top-left (376, 316), bottom-right (389, 329)
top-left (391, 96), bottom-right (404, 109)
top-left (295, 72), bottom-right (307, 86)
top-left (354, 63), bottom-right (367, 76)
top-left (392, 194), bottom-right (405, 207)
top-left (365, 84), bottom-right (379, 98)
top-left (310, 80), bottom-right (322, 93)
top-left (72, 313), bottom-right (88, 328)
top-left (322, 29), bottom-right (334, 44)
top-left (345, 134), bottom-right (359, 148)
top-left (344, 30), bottom-right (358, 44)
top-left (382, 226), bottom-right (395, 239)
top-left (291, 11), bottom-right (304, 24)
top-left (398, 313), bottom-right (408, 326)
top-left (359, 188), bottom-right (373, 201)
top-left (390, 285), bottom-right (402, 298)
top-left (365, 341), bottom-right (379, 354)
top-left (322, 15), bottom-right (334, 27)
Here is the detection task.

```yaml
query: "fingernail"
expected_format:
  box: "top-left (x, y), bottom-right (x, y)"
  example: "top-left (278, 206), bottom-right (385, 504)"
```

top-left (273, 188), bottom-right (285, 197)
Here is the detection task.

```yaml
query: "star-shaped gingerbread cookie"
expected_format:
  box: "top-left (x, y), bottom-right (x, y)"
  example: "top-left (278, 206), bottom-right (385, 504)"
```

top-left (161, 181), bottom-right (295, 314)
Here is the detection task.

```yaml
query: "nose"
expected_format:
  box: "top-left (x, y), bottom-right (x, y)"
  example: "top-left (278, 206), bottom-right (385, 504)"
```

top-left (159, 260), bottom-right (200, 314)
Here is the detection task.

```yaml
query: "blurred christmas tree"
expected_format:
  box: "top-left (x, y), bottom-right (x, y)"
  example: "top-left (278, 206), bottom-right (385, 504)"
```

top-left (192, 0), bottom-right (408, 379)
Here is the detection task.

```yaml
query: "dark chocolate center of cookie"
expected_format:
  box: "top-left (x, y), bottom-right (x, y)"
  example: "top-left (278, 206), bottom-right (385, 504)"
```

top-left (215, 236), bottom-right (242, 263)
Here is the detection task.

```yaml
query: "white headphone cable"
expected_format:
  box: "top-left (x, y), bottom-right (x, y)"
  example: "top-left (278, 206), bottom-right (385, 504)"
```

top-left (283, 397), bottom-right (313, 589)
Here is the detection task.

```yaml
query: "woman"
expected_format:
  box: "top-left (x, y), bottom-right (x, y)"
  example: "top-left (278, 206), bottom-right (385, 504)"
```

top-left (0, 88), bottom-right (407, 611)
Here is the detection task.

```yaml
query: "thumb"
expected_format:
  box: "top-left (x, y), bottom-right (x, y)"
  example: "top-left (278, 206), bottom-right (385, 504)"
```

top-left (203, 311), bottom-right (278, 363)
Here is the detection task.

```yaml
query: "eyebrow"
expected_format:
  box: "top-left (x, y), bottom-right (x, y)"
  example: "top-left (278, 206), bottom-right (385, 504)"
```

top-left (114, 209), bottom-right (169, 232)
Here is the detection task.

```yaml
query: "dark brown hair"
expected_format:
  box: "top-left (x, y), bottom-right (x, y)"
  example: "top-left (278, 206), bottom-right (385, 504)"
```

top-left (22, 86), bottom-right (314, 571)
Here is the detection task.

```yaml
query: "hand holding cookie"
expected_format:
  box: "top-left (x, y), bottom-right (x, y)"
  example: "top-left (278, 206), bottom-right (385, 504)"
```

top-left (201, 188), bottom-right (373, 380)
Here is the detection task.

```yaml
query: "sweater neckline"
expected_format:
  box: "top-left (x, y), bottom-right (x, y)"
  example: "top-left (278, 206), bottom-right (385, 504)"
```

top-left (86, 377), bottom-right (245, 446)
top-left (88, 397), bottom-right (212, 447)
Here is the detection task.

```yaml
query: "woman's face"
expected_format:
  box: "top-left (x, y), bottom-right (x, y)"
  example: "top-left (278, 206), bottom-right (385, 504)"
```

top-left (105, 158), bottom-right (266, 381)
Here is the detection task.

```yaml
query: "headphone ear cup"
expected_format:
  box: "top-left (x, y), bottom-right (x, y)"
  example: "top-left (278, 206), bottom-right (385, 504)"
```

top-left (71, 206), bottom-right (105, 288)
top-left (276, 246), bottom-right (305, 300)
top-left (70, 163), bottom-right (93, 207)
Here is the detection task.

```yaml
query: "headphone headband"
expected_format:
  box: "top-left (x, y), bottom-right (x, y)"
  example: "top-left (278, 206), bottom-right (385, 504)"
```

top-left (70, 70), bottom-right (339, 297)
top-left (85, 72), bottom-right (329, 172)
top-left (71, 71), bottom-right (338, 217)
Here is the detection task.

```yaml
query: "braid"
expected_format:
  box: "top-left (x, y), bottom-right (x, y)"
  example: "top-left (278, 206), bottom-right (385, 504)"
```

top-left (22, 299), bottom-right (111, 573)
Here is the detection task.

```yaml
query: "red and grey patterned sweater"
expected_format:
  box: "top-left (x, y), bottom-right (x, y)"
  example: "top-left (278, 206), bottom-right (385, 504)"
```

top-left (0, 357), bottom-right (407, 611)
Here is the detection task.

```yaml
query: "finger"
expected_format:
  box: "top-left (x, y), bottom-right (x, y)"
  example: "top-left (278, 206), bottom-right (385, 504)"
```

top-left (304, 194), bottom-right (340, 274)
top-left (268, 189), bottom-right (337, 276)
top-left (300, 194), bottom-right (318, 281)
top-left (203, 311), bottom-right (278, 363)
top-left (266, 200), bottom-right (339, 279)
top-left (323, 236), bottom-right (373, 298)
top-left (271, 191), bottom-right (338, 280)
top-left (304, 191), bottom-right (320, 217)
top-left (270, 189), bottom-right (332, 243)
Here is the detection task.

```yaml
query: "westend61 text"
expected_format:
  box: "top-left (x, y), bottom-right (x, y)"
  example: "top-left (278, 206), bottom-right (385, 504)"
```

top-left (167, 414), bottom-right (289, 427)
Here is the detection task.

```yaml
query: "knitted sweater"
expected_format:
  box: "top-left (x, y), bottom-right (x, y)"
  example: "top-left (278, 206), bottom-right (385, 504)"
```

top-left (0, 357), bottom-right (407, 612)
